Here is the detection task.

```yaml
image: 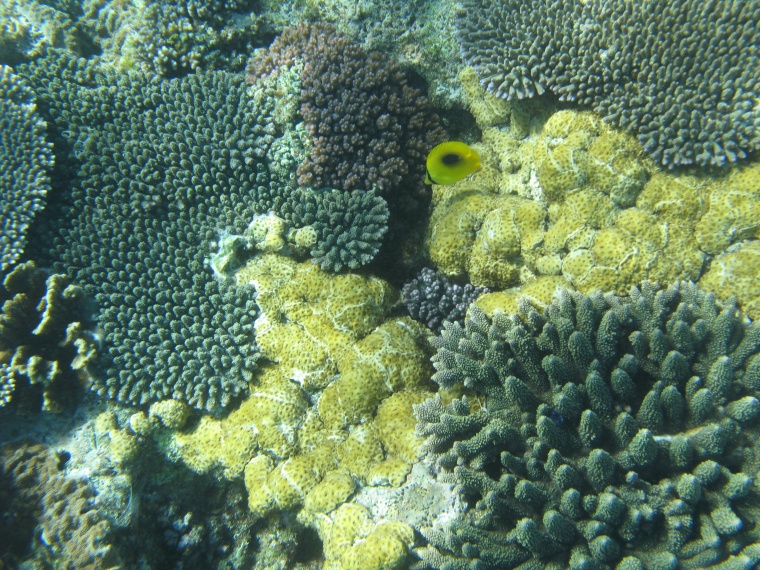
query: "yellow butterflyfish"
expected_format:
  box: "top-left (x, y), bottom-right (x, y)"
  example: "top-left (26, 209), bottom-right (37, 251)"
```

top-left (424, 141), bottom-right (481, 185)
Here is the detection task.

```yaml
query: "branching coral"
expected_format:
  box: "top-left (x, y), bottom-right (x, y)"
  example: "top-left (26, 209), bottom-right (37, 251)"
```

top-left (0, 64), bottom-right (52, 273)
top-left (414, 281), bottom-right (760, 568)
top-left (457, 0), bottom-right (760, 167)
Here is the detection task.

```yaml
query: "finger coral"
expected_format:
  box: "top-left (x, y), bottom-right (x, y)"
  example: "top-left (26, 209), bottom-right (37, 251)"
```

top-left (457, 0), bottom-right (760, 167)
top-left (414, 281), bottom-right (760, 569)
top-left (247, 22), bottom-right (446, 196)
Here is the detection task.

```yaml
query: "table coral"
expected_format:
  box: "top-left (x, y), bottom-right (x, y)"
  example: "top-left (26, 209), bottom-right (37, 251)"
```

top-left (17, 55), bottom-right (269, 412)
top-left (414, 281), bottom-right (760, 568)
top-left (457, 0), bottom-right (760, 167)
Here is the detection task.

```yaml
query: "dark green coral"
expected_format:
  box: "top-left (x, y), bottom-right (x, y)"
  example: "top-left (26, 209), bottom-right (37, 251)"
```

top-left (0, 65), bottom-right (52, 272)
top-left (414, 282), bottom-right (760, 569)
top-left (17, 54), bottom-right (271, 412)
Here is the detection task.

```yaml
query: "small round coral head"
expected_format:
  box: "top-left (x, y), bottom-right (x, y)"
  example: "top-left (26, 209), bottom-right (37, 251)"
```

top-left (425, 141), bottom-right (481, 185)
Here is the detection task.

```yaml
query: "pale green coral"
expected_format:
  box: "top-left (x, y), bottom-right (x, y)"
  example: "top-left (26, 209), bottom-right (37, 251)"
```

top-left (317, 318), bottom-right (433, 429)
top-left (237, 254), bottom-right (395, 391)
top-left (700, 240), bottom-right (760, 321)
top-left (317, 502), bottom-right (415, 570)
top-left (426, 77), bottom-right (750, 299)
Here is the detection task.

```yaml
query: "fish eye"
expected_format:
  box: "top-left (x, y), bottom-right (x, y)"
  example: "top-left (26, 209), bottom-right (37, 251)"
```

top-left (441, 153), bottom-right (461, 166)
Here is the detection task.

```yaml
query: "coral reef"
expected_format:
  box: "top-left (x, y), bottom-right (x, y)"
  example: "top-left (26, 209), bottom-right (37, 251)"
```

top-left (17, 55), bottom-right (269, 412)
top-left (426, 77), bottom-right (760, 306)
top-left (0, 64), bottom-right (52, 273)
top-left (0, 0), bottom-right (80, 63)
top-left (0, 441), bottom-right (121, 569)
top-left (402, 268), bottom-right (489, 333)
top-left (414, 282), bottom-right (760, 568)
top-left (247, 22), bottom-right (446, 196)
top-left (285, 187), bottom-right (390, 271)
top-left (457, 0), bottom-right (760, 167)
top-left (0, 261), bottom-right (97, 411)
top-left (1, 0), bottom-right (258, 75)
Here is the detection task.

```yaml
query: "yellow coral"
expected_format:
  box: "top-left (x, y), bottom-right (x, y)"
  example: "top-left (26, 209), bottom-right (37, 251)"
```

top-left (337, 423), bottom-right (385, 483)
top-left (149, 399), bottom-right (191, 430)
top-left (700, 240), bottom-right (760, 320)
top-left (94, 412), bottom-right (141, 466)
top-left (318, 318), bottom-right (432, 430)
top-left (318, 503), bottom-right (414, 570)
top-left (375, 391), bottom-right (432, 464)
top-left (246, 447), bottom-right (338, 518)
top-left (475, 275), bottom-right (572, 317)
top-left (459, 66), bottom-right (511, 129)
top-left (238, 254), bottom-right (395, 391)
top-left (303, 469), bottom-right (356, 515)
top-left (536, 141), bottom-right (588, 201)
top-left (584, 130), bottom-right (648, 207)
top-left (636, 173), bottom-right (706, 226)
top-left (172, 412), bottom-right (259, 479)
top-left (366, 457), bottom-right (413, 487)
top-left (695, 187), bottom-right (760, 255)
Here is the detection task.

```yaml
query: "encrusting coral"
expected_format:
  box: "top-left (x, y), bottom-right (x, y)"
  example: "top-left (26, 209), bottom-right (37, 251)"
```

top-left (0, 441), bottom-right (121, 569)
top-left (165, 254), bottom-right (432, 569)
top-left (413, 281), bottom-right (760, 569)
top-left (426, 68), bottom-right (760, 321)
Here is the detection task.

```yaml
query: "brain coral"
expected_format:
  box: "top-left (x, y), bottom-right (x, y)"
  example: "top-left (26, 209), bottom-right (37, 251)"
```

top-left (414, 282), bottom-right (760, 569)
top-left (0, 65), bottom-right (52, 273)
top-left (457, 0), bottom-right (760, 167)
top-left (17, 54), bottom-right (272, 412)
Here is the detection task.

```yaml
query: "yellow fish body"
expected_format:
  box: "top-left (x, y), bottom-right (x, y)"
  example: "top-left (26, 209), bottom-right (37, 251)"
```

top-left (425, 141), bottom-right (481, 185)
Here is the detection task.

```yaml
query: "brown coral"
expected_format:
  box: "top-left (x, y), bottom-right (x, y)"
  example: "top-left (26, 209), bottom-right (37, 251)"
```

top-left (0, 260), bottom-right (97, 411)
top-left (0, 441), bottom-right (120, 569)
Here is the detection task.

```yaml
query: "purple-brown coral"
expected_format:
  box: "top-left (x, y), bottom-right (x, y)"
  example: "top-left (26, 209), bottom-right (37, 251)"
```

top-left (402, 267), bottom-right (489, 333)
top-left (246, 23), bottom-right (446, 195)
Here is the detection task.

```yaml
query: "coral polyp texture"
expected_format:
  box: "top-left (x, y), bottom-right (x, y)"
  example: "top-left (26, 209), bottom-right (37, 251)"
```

top-left (414, 282), bottom-right (760, 569)
top-left (0, 65), bottom-right (52, 273)
top-left (402, 268), bottom-right (490, 333)
top-left (247, 22), bottom-right (446, 195)
top-left (285, 187), bottom-right (390, 272)
top-left (17, 54), bottom-right (270, 412)
top-left (0, 441), bottom-right (121, 569)
top-left (457, 0), bottom-right (760, 167)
